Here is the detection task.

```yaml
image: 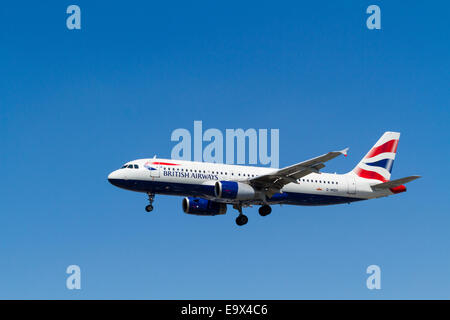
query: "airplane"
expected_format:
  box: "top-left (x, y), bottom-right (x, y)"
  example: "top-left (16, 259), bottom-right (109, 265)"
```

top-left (108, 132), bottom-right (420, 226)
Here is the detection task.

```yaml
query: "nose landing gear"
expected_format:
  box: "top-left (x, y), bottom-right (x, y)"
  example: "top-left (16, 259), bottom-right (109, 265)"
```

top-left (145, 193), bottom-right (155, 212)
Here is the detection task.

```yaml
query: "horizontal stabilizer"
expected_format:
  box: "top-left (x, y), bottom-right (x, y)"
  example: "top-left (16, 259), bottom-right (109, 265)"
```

top-left (371, 175), bottom-right (421, 190)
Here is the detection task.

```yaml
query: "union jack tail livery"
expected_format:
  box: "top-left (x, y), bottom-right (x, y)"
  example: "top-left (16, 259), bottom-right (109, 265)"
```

top-left (352, 132), bottom-right (400, 182)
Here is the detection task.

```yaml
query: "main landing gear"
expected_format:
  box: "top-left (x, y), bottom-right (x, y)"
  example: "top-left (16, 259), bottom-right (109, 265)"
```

top-left (145, 193), bottom-right (155, 212)
top-left (233, 204), bottom-right (273, 226)
top-left (258, 205), bottom-right (272, 216)
top-left (234, 204), bottom-right (248, 226)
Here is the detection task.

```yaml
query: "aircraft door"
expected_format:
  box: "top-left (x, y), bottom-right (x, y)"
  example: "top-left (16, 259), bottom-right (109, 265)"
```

top-left (347, 176), bottom-right (356, 194)
top-left (150, 163), bottom-right (160, 178)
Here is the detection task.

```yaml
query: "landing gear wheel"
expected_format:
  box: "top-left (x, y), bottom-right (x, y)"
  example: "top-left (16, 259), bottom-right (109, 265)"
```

top-left (236, 214), bottom-right (248, 226)
top-left (145, 193), bottom-right (155, 213)
top-left (259, 205), bottom-right (272, 216)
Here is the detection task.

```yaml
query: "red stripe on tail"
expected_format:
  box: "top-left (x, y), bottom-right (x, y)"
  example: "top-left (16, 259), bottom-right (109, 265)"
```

top-left (353, 167), bottom-right (388, 182)
top-left (365, 139), bottom-right (399, 159)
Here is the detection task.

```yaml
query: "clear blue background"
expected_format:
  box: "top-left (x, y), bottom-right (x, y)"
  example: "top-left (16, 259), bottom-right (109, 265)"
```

top-left (1, 1), bottom-right (449, 299)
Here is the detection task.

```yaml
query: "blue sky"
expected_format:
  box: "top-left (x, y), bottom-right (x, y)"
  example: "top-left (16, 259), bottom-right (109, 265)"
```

top-left (1, 1), bottom-right (449, 299)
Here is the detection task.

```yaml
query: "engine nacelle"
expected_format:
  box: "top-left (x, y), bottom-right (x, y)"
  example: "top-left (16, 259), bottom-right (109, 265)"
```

top-left (182, 197), bottom-right (227, 216)
top-left (214, 181), bottom-right (255, 200)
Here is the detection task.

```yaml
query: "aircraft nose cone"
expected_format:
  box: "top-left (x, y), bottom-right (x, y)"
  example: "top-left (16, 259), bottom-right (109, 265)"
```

top-left (108, 170), bottom-right (120, 185)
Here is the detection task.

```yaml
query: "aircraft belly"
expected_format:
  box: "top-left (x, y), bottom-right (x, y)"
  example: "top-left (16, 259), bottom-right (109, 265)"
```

top-left (117, 178), bottom-right (364, 206)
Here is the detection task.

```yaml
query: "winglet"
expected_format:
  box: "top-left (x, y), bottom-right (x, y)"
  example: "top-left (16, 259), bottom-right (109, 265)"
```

top-left (340, 147), bottom-right (349, 157)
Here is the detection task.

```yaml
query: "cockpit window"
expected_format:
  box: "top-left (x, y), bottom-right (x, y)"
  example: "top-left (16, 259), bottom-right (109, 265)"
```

top-left (121, 163), bottom-right (139, 169)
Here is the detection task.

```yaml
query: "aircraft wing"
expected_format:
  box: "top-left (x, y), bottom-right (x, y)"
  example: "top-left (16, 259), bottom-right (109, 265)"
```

top-left (249, 148), bottom-right (349, 197)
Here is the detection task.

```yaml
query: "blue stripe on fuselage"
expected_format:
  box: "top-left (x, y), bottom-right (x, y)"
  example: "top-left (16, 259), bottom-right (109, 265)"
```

top-left (108, 179), bottom-right (363, 206)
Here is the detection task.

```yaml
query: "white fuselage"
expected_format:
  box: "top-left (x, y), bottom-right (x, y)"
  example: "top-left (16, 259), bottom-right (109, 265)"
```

top-left (108, 158), bottom-right (392, 207)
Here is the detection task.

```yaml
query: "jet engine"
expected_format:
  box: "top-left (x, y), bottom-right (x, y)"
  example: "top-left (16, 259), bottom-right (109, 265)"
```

top-left (182, 197), bottom-right (227, 215)
top-left (214, 181), bottom-right (255, 200)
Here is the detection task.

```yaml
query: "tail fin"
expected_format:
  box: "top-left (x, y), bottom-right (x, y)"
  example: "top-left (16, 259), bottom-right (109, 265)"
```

top-left (351, 132), bottom-right (400, 182)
